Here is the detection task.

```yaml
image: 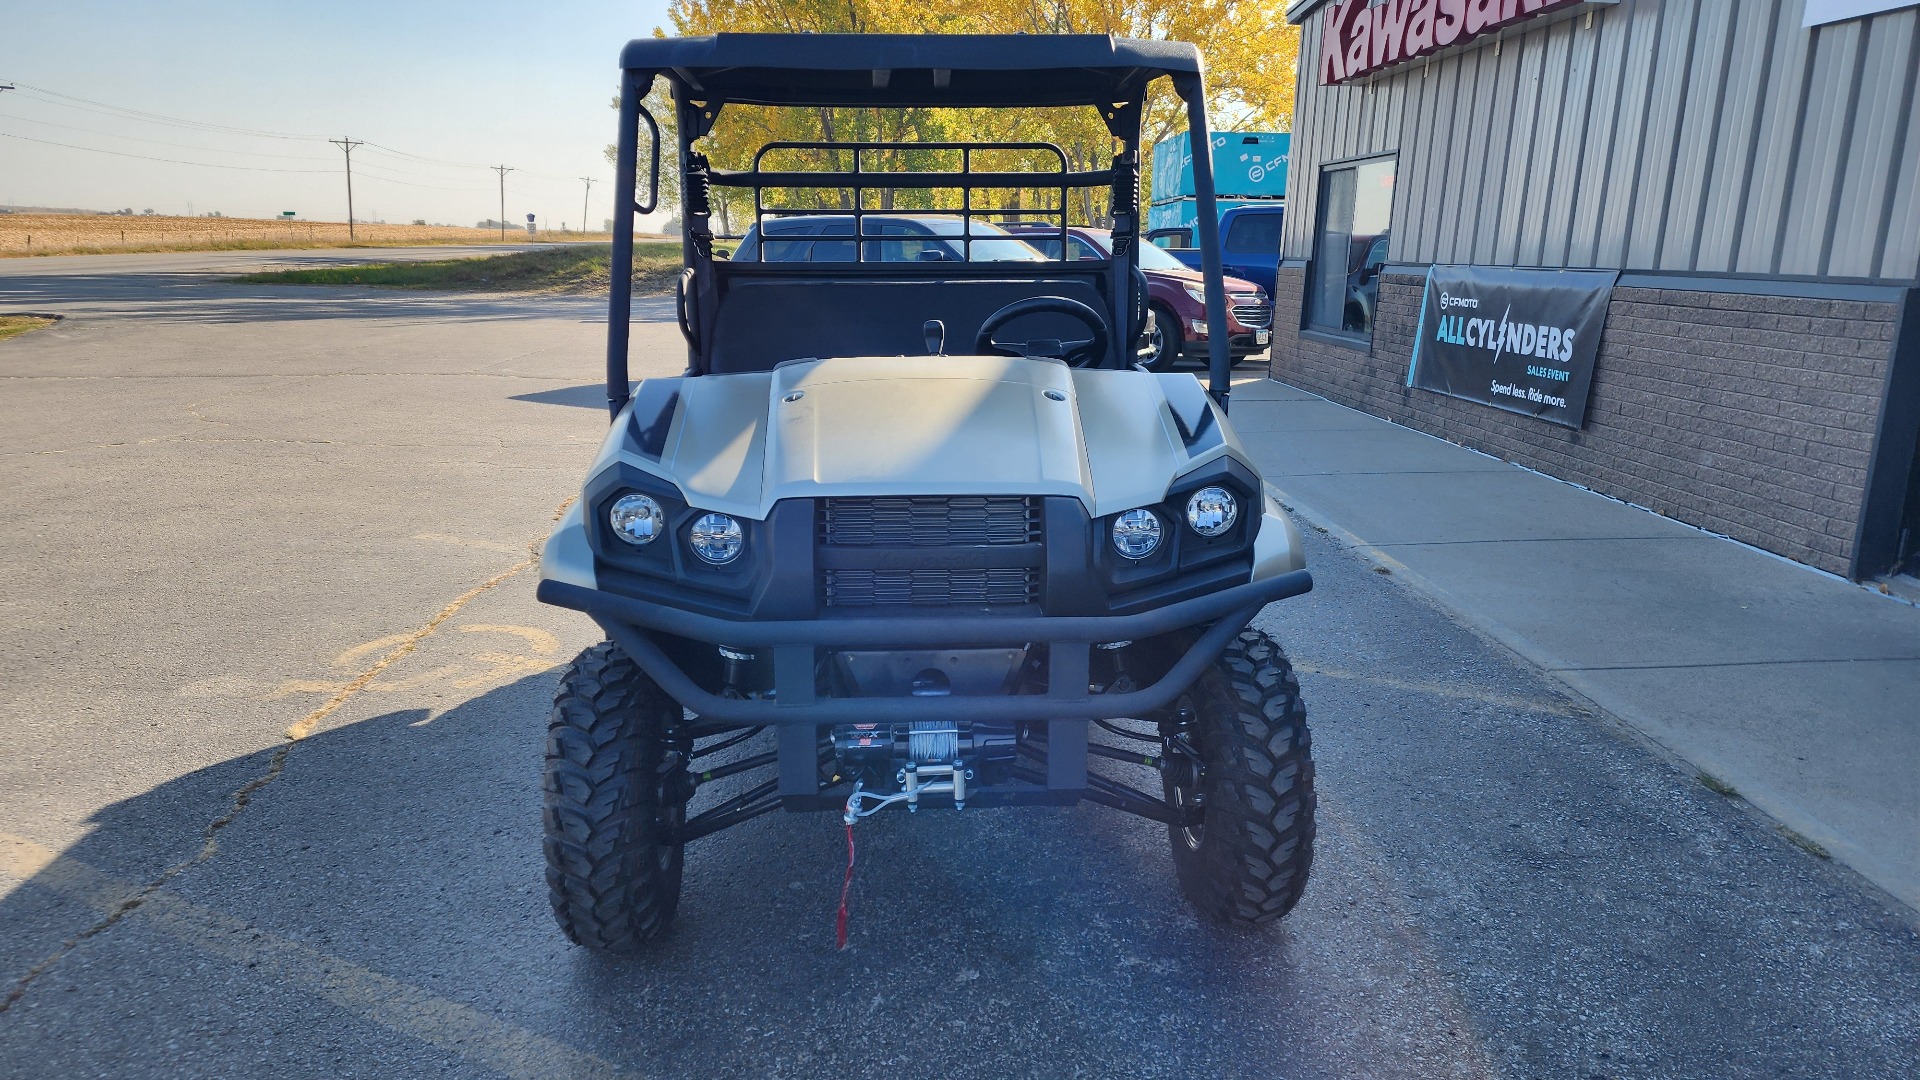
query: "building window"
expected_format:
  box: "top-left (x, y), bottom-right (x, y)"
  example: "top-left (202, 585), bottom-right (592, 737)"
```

top-left (1307, 157), bottom-right (1395, 337)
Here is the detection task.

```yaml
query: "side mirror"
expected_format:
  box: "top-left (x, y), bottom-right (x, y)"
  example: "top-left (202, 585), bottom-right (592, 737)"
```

top-left (635, 103), bottom-right (662, 215)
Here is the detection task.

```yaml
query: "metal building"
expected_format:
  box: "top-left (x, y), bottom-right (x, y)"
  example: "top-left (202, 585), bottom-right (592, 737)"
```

top-left (1271, 0), bottom-right (1920, 579)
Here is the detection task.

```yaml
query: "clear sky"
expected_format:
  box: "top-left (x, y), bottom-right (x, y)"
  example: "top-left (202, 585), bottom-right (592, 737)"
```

top-left (0, 0), bottom-right (675, 228)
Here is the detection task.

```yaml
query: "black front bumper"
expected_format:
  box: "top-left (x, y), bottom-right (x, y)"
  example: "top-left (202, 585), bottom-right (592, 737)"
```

top-left (536, 568), bottom-right (1311, 726)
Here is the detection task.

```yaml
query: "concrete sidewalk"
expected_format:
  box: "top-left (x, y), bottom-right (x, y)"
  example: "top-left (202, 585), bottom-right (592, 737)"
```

top-left (1230, 375), bottom-right (1920, 911)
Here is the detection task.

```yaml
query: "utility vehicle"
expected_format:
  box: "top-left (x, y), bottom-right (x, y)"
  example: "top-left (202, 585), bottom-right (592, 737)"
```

top-left (536, 33), bottom-right (1316, 950)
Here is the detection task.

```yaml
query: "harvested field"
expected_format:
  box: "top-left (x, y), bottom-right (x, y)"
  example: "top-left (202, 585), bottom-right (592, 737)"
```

top-left (233, 244), bottom-right (682, 294)
top-left (0, 213), bottom-right (620, 257)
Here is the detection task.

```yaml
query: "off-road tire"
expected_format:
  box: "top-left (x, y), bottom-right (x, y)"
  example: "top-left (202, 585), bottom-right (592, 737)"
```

top-left (543, 641), bottom-right (688, 951)
top-left (1164, 627), bottom-right (1315, 924)
top-left (1144, 303), bottom-right (1184, 372)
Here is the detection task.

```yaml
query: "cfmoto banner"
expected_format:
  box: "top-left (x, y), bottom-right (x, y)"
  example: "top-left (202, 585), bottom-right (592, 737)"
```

top-left (1407, 265), bottom-right (1616, 428)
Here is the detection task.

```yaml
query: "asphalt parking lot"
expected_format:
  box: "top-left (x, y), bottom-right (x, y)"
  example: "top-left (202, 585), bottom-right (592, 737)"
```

top-left (1, 250), bottom-right (1916, 1079)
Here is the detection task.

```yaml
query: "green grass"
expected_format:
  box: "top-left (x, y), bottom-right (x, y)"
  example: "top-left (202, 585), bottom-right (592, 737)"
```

top-left (1698, 773), bottom-right (1742, 798)
top-left (231, 242), bottom-right (683, 294)
top-left (0, 315), bottom-right (57, 341)
top-left (1775, 824), bottom-right (1832, 860)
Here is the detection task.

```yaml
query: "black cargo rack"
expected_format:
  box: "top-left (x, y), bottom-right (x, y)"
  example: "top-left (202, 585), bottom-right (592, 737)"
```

top-left (717, 140), bottom-right (1100, 259)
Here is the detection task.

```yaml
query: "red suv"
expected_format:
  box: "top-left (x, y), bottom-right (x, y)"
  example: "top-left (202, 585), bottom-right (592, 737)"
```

top-left (1004, 225), bottom-right (1272, 372)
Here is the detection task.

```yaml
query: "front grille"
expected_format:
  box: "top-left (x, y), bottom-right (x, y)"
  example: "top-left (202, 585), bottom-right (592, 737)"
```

top-left (821, 495), bottom-right (1040, 547)
top-left (824, 568), bottom-right (1038, 608)
top-left (1231, 300), bottom-right (1273, 329)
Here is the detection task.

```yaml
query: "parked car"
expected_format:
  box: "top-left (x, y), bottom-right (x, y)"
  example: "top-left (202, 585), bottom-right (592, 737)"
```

top-left (1146, 202), bottom-right (1284, 296)
top-left (732, 214), bottom-right (1050, 264)
top-left (1004, 224), bottom-right (1272, 372)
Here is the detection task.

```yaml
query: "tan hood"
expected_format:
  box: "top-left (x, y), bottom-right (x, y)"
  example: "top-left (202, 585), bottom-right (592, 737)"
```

top-left (603, 355), bottom-right (1240, 520)
top-left (763, 356), bottom-right (1090, 498)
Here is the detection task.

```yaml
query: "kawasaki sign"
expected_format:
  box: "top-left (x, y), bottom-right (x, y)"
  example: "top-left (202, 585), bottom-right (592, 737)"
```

top-left (1407, 265), bottom-right (1616, 428)
top-left (1319, 0), bottom-right (1600, 84)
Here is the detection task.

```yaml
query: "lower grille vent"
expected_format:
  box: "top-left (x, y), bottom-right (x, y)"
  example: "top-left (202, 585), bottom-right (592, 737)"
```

top-left (824, 568), bottom-right (1037, 608)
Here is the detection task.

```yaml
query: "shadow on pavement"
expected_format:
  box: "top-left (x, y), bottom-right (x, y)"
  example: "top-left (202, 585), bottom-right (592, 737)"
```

top-left (0, 670), bottom-right (1335, 1079)
top-left (510, 384), bottom-right (619, 409)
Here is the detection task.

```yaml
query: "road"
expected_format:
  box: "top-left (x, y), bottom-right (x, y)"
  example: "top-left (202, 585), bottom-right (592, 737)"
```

top-left (1, 249), bottom-right (1915, 1079)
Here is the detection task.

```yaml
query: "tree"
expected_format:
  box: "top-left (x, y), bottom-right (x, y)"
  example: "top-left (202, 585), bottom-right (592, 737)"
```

top-left (614, 1), bottom-right (1299, 232)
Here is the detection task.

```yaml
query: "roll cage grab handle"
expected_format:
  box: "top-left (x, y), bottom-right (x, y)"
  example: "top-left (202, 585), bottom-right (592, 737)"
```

top-left (604, 63), bottom-right (1234, 419)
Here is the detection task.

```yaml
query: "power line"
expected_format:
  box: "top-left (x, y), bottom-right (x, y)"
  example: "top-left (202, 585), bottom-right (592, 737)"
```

top-left (347, 165), bottom-right (490, 193)
top-left (0, 130), bottom-right (337, 172)
top-left (0, 109), bottom-right (337, 162)
top-left (360, 141), bottom-right (494, 170)
top-left (1, 82), bottom-right (324, 140)
top-left (2, 78), bottom-right (611, 216)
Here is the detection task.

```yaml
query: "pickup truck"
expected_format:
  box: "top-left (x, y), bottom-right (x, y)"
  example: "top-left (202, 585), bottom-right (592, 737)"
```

top-left (1146, 203), bottom-right (1284, 298)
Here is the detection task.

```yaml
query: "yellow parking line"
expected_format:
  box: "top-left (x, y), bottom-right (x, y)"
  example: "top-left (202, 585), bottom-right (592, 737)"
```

top-left (0, 833), bottom-right (638, 1080)
top-left (283, 497), bottom-right (575, 741)
top-left (284, 559), bottom-right (534, 741)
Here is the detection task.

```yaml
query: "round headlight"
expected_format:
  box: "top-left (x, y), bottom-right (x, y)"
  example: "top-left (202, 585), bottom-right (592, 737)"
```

top-left (1111, 508), bottom-right (1163, 560)
top-left (688, 512), bottom-right (744, 564)
top-left (1185, 485), bottom-right (1239, 537)
top-left (608, 493), bottom-right (665, 546)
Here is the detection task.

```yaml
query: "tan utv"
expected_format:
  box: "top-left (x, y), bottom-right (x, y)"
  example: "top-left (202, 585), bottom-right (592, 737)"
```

top-left (536, 32), bottom-right (1316, 950)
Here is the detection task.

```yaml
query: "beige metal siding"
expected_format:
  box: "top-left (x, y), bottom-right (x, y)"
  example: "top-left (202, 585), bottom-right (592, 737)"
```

top-left (1281, 0), bottom-right (1920, 282)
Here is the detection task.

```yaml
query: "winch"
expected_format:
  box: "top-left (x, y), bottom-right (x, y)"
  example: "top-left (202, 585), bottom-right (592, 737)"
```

top-left (831, 718), bottom-right (1018, 811)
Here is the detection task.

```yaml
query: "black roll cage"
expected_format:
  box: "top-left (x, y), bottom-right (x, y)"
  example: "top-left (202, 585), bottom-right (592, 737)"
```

top-left (739, 140), bottom-right (1088, 262)
top-left (605, 34), bottom-right (1237, 415)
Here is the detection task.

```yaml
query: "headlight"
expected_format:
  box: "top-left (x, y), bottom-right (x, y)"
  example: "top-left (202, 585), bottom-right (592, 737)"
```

top-left (1111, 508), bottom-right (1163, 560)
top-left (688, 512), bottom-right (744, 564)
top-left (608, 493), bottom-right (665, 546)
top-left (1185, 486), bottom-right (1238, 537)
top-left (1183, 283), bottom-right (1207, 304)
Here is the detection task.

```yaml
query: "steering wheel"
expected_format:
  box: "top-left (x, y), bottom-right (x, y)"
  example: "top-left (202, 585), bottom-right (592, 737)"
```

top-left (973, 295), bottom-right (1111, 368)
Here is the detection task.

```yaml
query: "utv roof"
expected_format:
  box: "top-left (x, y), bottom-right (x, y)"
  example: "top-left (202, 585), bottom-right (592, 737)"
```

top-left (619, 33), bottom-right (1202, 107)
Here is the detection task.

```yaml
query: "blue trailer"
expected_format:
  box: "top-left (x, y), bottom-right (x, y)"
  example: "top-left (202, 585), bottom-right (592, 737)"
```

top-left (1150, 131), bottom-right (1290, 201)
top-left (1148, 132), bottom-right (1288, 295)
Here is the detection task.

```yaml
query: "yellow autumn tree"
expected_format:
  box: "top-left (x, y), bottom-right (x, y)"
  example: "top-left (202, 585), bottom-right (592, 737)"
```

top-left (648, 0), bottom-right (1299, 231)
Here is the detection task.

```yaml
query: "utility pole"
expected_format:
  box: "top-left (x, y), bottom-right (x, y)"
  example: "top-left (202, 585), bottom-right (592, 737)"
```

top-left (1, 84), bottom-right (13, 215)
top-left (579, 177), bottom-right (595, 236)
top-left (330, 137), bottom-right (364, 239)
top-left (492, 166), bottom-right (514, 241)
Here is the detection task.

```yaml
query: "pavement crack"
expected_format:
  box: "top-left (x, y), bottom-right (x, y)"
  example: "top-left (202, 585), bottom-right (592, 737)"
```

top-left (0, 495), bottom-right (574, 1014)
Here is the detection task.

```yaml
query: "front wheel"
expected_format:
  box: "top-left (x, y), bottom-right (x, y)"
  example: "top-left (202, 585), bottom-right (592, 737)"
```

top-left (1143, 303), bottom-right (1184, 372)
top-left (543, 641), bottom-right (690, 951)
top-left (1162, 627), bottom-right (1315, 924)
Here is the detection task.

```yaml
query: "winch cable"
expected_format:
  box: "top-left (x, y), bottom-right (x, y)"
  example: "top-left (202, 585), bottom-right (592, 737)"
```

top-left (836, 782), bottom-right (916, 950)
top-left (835, 820), bottom-right (856, 951)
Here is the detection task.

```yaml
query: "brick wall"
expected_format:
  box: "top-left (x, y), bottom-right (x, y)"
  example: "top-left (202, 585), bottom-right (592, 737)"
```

top-left (1269, 266), bottom-right (1902, 577)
